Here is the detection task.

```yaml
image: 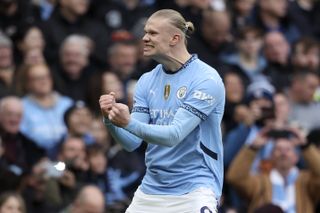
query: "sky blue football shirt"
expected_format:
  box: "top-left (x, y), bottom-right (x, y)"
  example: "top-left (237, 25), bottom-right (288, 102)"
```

top-left (104, 55), bottom-right (225, 198)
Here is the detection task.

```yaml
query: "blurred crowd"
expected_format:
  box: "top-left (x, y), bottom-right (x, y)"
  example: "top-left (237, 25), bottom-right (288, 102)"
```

top-left (0, 0), bottom-right (320, 212)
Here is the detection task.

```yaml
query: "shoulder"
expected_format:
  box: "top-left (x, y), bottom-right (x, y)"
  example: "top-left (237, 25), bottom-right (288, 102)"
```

top-left (137, 64), bottom-right (162, 83)
top-left (56, 93), bottom-right (73, 105)
top-left (190, 59), bottom-right (224, 88)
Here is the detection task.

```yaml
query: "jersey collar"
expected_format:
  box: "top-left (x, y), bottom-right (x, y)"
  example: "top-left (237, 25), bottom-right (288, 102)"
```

top-left (163, 54), bottom-right (198, 75)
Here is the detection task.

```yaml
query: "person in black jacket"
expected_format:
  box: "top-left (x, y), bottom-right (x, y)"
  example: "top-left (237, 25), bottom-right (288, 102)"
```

top-left (0, 96), bottom-right (45, 192)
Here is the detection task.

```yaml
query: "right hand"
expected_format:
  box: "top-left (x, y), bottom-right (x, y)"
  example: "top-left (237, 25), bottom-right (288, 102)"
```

top-left (99, 92), bottom-right (116, 117)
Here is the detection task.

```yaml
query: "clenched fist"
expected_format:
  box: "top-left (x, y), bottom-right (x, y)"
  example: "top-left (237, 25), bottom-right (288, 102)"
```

top-left (99, 92), bottom-right (116, 117)
top-left (99, 92), bottom-right (131, 127)
top-left (108, 103), bottom-right (131, 127)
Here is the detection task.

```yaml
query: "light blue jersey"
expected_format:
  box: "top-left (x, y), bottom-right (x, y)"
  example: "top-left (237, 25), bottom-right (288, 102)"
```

top-left (20, 93), bottom-right (73, 155)
top-left (104, 55), bottom-right (225, 198)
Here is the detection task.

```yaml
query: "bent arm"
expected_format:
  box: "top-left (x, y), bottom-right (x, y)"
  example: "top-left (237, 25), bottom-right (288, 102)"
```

top-left (104, 112), bottom-right (149, 152)
top-left (124, 107), bottom-right (201, 147)
top-left (226, 146), bottom-right (261, 199)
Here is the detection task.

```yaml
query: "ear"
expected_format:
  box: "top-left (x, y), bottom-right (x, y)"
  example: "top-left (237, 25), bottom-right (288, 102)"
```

top-left (169, 33), bottom-right (181, 46)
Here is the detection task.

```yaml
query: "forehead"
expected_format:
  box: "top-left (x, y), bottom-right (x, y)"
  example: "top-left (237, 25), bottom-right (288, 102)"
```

top-left (145, 16), bottom-right (172, 31)
top-left (274, 138), bottom-right (294, 149)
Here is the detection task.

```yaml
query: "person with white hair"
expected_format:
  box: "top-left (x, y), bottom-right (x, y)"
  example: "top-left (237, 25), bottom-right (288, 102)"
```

top-left (53, 34), bottom-right (96, 101)
top-left (0, 96), bottom-right (45, 192)
top-left (60, 185), bottom-right (105, 213)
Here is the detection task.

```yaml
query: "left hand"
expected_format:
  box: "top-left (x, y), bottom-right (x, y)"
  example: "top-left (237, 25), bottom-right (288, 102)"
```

top-left (108, 103), bottom-right (131, 127)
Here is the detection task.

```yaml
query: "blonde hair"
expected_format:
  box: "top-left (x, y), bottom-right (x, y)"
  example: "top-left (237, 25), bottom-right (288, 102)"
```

top-left (150, 9), bottom-right (195, 43)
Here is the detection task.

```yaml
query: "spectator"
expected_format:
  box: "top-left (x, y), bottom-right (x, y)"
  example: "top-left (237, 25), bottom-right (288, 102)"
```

top-left (22, 159), bottom-right (58, 213)
top-left (0, 192), bottom-right (26, 213)
top-left (226, 127), bottom-right (320, 213)
top-left (273, 92), bottom-right (291, 129)
top-left (0, 0), bottom-right (35, 39)
top-left (288, 0), bottom-right (319, 37)
top-left (0, 96), bottom-right (45, 192)
top-left (107, 40), bottom-right (139, 83)
top-left (87, 71), bottom-right (126, 116)
top-left (156, 0), bottom-right (212, 30)
top-left (228, 0), bottom-right (256, 34)
top-left (60, 185), bottom-right (105, 213)
top-left (89, 116), bottom-right (111, 152)
top-left (222, 26), bottom-right (267, 83)
top-left (14, 25), bottom-right (46, 66)
top-left (287, 71), bottom-right (320, 132)
top-left (223, 80), bottom-right (276, 210)
top-left (46, 136), bottom-right (89, 210)
top-left (93, 0), bottom-right (155, 35)
top-left (222, 71), bottom-right (246, 133)
top-left (291, 36), bottom-right (320, 73)
top-left (262, 31), bottom-right (292, 92)
top-left (86, 143), bottom-right (128, 212)
top-left (16, 63), bottom-right (73, 157)
top-left (62, 101), bottom-right (95, 146)
top-left (41, 0), bottom-right (109, 67)
top-left (57, 136), bottom-right (88, 175)
top-left (0, 33), bottom-right (15, 98)
top-left (188, 9), bottom-right (234, 71)
top-left (224, 80), bottom-right (276, 171)
top-left (249, 0), bottom-right (300, 43)
top-left (54, 34), bottom-right (95, 101)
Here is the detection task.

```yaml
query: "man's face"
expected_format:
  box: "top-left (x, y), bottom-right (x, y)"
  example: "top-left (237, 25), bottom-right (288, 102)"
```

top-left (61, 43), bottom-right (88, 80)
top-left (264, 32), bottom-right (290, 65)
top-left (142, 17), bottom-right (174, 59)
top-left (292, 44), bottom-right (320, 72)
top-left (109, 44), bottom-right (137, 78)
top-left (272, 139), bottom-right (298, 171)
top-left (68, 107), bottom-right (92, 135)
top-left (0, 100), bottom-right (23, 134)
top-left (60, 138), bottom-right (86, 162)
top-left (88, 152), bottom-right (107, 175)
top-left (27, 65), bottom-right (52, 95)
top-left (201, 12), bottom-right (231, 49)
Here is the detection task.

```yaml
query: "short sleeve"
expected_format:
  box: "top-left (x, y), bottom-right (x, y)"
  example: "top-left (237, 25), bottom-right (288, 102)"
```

top-left (181, 77), bottom-right (225, 120)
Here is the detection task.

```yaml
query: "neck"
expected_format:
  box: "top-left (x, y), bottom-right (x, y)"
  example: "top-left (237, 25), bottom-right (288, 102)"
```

top-left (276, 168), bottom-right (292, 180)
top-left (240, 52), bottom-right (258, 63)
top-left (157, 48), bottom-right (191, 72)
top-left (30, 92), bottom-right (56, 107)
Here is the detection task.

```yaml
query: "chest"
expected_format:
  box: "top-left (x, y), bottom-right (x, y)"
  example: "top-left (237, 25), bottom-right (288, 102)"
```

top-left (146, 74), bottom-right (192, 123)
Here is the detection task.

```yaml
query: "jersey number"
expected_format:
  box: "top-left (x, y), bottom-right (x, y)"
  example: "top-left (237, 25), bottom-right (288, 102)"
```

top-left (200, 206), bottom-right (213, 213)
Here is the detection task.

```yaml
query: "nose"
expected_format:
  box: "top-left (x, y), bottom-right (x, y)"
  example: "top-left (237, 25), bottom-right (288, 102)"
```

top-left (142, 33), bottom-right (149, 42)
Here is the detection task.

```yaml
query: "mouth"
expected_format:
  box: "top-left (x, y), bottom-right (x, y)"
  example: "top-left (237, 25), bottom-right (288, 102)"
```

top-left (144, 44), bottom-right (154, 50)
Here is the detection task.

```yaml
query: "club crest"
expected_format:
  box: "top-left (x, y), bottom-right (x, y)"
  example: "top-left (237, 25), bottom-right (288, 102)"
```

top-left (177, 86), bottom-right (187, 99)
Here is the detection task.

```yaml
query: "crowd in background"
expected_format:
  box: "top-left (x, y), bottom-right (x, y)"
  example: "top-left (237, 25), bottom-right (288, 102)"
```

top-left (0, 0), bottom-right (320, 212)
